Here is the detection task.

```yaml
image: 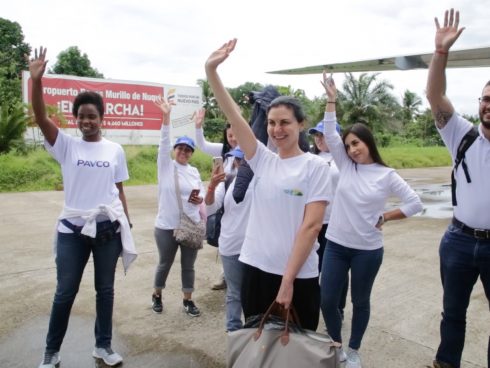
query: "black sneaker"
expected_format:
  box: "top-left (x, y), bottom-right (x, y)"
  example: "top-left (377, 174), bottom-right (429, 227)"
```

top-left (183, 299), bottom-right (201, 317)
top-left (152, 294), bottom-right (163, 313)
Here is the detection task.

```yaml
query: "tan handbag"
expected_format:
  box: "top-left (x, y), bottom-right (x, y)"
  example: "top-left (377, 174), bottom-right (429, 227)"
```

top-left (227, 301), bottom-right (340, 368)
top-left (173, 166), bottom-right (205, 249)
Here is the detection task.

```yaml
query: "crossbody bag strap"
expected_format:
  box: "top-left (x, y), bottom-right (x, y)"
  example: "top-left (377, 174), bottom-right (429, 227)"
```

top-left (173, 165), bottom-right (184, 215)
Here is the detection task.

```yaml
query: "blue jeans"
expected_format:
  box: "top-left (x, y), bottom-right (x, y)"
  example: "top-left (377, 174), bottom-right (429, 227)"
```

top-left (221, 254), bottom-right (245, 332)
top-left (436, 224), bottom-right (490, 367)
top-left (318, 224), bottom-right (349, 318)
top-left (320, 240), bottom-right (383, 350)
top-left (45, 222), bottom-right (122, 353)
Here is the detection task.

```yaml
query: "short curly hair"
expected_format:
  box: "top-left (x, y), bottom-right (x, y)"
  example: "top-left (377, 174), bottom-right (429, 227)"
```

top-left (72, 91), bottom-right (104, 118)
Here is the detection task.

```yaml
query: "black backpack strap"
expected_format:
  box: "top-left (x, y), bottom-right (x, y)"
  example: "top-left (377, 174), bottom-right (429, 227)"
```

top-left (451, 125), bottom-right (479, 206)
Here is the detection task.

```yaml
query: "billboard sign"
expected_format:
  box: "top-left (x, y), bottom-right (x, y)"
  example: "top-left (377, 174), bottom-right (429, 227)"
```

top-left (22, 72), bottom-right (202, 145)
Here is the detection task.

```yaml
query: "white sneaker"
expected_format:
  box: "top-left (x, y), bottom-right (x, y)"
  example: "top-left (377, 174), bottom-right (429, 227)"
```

top-left (38, 351), bottom-right (60, 368)
top-left (92, 347), bottom-right (123, 366)
top-left (336, 346), bottom-right (347, 362)
top-left (346, 348), bottom-right (362, 368)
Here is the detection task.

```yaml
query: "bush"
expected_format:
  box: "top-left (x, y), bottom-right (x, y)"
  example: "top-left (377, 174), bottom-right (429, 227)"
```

top-left (0, 103), bottom-right (29, 154)
top-left (0, 149), bottom-right (61, 191)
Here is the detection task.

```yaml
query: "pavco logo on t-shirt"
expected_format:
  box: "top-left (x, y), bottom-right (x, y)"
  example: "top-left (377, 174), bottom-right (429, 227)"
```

top-left (77, 159), bottom-right (110, 168)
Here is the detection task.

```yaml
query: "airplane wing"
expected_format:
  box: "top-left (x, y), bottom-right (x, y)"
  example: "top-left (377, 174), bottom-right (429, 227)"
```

top-left (267, 46), bottom-right (490, 75)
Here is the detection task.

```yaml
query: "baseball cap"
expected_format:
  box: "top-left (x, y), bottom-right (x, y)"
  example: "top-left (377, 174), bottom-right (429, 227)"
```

top-left (226, 147), bottom-right (245, 159)
top-left (174, 136), bottom-right (195, 151)
top-left (308, 121), bottom-right (342, 135)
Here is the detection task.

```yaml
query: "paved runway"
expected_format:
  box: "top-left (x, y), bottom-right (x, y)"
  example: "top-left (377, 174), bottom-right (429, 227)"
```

top-left (0, 167), bottom-right (487, 367)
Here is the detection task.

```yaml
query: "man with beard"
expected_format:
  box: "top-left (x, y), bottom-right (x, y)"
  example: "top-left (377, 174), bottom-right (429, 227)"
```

top-left (426, 8), bottom-right (490, 368)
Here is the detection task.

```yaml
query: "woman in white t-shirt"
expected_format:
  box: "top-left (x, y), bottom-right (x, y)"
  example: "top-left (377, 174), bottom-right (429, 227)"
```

top-left (29, 47), bottom-right (136, 368)
top-left (320, 74), bottom-right (423, 367)
top-left (205, 39), bottom-right (329, 330)
top-left (205, 147), bottom-right (252, 332)
top-left (194, 109), bottom-right (238, 290)
top-left (151, 98), bottom-right (205, 318)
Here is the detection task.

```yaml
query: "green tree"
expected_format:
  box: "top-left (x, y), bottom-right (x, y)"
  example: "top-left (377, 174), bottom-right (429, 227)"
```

top-left (0, 18), bottom-right (31, 107)
top-left (405, 108), bottom-right (443, 146)
top-left (229, 81), bottom-right (263, 122)
top-left (0, 102), bottom-right (29, 154)
top-left (49, 46), bottom-right (104, 78)
top-left (197, 78), bottom-right (222, 119)
top-left (338, 72), bottom-right (400, 132)
top-left (400, 89), bottom-right (422, 126)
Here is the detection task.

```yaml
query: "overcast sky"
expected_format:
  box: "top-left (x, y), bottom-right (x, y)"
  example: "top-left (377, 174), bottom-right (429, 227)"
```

top-left (5, 0), bottom-right (490, 116)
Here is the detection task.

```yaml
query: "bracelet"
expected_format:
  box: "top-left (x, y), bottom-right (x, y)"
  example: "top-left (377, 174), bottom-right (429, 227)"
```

top-left (207, 186), bottom-right (215, 192)
top-left (327, 101), bottom-right (336, 104)
top-left (435, 49), bottom-right (448, 55)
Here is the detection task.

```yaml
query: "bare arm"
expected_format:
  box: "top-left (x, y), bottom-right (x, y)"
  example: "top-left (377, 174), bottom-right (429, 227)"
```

top-left (116, 182), bottom-right (131, 225)
top-left (204, 40), bottom-right (257, 160)
top-left (204, 168), bottom-right (225, 205)
top-left (426, 9), bottom-right (465, 129)
top-left (28, 47), bottom-right (58, 146)
top-left (275, 201), bottom-right (326, 308)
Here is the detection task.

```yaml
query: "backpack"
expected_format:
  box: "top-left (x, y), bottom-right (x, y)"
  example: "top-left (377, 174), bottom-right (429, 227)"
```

top-left (206, 175), bottom-right (234, 247)
top-left (451, 125), bottom-right (479, 206)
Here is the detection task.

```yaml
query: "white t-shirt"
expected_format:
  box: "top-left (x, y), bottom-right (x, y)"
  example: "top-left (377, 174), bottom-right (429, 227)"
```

top-left (323, 112), bottom-right (423, 250)
top-left (318, 151), bottom-right (339, 224)
top-left (239, 142), bottom-right (330, 278)
top-left (208, 178), bottom-right (253, 257)
top-left (155, 126), bottom-right (204, 230)
top-left (439, 113), bottom-right (490, 229)
top-left (45, 131), bottom-right (129, 230)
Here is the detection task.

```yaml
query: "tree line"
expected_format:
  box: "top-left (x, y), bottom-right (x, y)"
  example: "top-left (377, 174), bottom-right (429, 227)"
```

top-left (0, 17), bottom-right (478, 155)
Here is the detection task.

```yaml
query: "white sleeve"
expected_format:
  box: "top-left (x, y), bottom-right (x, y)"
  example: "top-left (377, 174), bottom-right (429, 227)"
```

top-left (44, 130), bottom-right (69, 165)
top-left (114, 144), bottom-right (130, 183)
top-left (389, 171), bottom-right (423, 217)
top-left (323, 112), bottom-right (350, 170)
top-left (157, 125), bottom-right (173, 181)
top-left (246, 140), bottom-right (270, 175)
top-left (306, 158), bottom-right (330, 204)
top-left (195, 127), bottom-right (223, 157)
top-left (438, 113), bottom-right (474, 159)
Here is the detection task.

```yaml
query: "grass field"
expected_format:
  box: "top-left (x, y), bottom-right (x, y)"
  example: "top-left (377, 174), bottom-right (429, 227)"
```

top-left (0, 145), bottom-right (451, 192)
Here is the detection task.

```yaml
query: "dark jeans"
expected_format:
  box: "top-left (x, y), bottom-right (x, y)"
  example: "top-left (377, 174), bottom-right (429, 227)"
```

top-left (436, 224), bottom-right (490, 367)
top-left (318, 224), bottom-right (349, 317)
top-left (45, 221), bottom-right (121, 353)
top-left (241, 263), bottom-right (320, 331)
top-left (320, 240), bottom-right (383, 350)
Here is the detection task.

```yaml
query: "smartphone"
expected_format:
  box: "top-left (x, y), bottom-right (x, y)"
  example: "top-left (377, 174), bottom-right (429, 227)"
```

top-left (188, 189), bottom-right (200, 202)
top-left (212, 156), bottom-right (224, 175)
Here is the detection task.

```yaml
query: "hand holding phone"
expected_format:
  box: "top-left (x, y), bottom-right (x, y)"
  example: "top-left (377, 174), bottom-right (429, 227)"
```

top-left (212, 156), bottom-right (224, 175)
top-left (188, 189), bottom-right (200, 203)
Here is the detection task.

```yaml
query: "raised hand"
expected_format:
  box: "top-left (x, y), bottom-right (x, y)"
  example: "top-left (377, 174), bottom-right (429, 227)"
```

top-left (28, 47), bottom-right (48, 81)
top-left (209, 167), bottom-right (226, 188)
top-left (192, 108), bottom-right (206, 129)
top-left (205, 39), bottom-right (237, 71)
top-left (321, 70), bottom-right (337, 102)
top-left (154, 96), bottom-right (175, 126)
top-left (434, 8), bottom-right (465, 52)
